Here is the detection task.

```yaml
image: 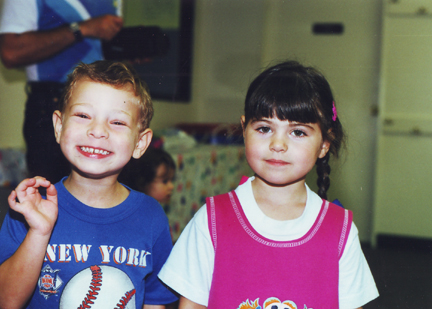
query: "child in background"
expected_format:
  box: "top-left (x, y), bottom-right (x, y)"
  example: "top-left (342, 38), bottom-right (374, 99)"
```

top-left (120, 148), bottom-right (176, 205)
top-left (158, 61), bottom-right (379, 309)
top-left (0, 61), bottom-right (177, 308)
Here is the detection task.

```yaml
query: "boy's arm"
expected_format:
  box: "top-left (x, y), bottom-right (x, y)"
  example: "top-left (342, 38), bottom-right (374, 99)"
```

top-left (179, 297), bottom-right (207, 309)
top-left (143, 305), bottom-right (166, 309)
top-left (0, 178), bottom-right (58, 308)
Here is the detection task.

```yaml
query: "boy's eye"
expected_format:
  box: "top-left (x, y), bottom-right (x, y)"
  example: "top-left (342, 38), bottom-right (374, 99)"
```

top-left (75, 113), bottom-right (89, 119)
top-left (291, 129), bottom-right (306, 137)
top-left (112, 121), bottom-right (126, 126)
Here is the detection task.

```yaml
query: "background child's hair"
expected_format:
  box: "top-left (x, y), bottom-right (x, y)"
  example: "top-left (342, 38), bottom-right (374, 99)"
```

top-left (244, 60), bottom-right (345, 199)
top-left (119, 147), bottom-right (176, 192)
top-left (61, 60), bottom-right (154, 131)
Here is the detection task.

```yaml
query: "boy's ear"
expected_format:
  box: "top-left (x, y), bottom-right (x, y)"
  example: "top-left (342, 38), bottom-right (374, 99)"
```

top-left (132, 128), bottom-right (153, 159)
top-left (240, 115), bottom-right (246, 137)
top-left (53, 110), bottom-right (63, 144)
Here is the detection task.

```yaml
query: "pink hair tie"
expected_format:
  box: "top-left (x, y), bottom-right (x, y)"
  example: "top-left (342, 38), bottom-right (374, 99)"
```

top-left (332, 101), bottom-right (337, 121)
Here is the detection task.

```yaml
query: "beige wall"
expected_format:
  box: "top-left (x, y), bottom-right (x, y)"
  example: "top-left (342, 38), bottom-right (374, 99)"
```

top-left (0, 65), bottom-right (26, 148)
top-left (372, 3), bottom-right (432, 242)
top-left (0, 0), bottom-right (383, 242)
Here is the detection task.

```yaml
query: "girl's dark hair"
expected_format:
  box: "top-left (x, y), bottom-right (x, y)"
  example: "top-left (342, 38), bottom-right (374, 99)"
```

top-left (244, 61), bottom-right (345, 199)
top-left (119, 148), bottom-right (176, 191)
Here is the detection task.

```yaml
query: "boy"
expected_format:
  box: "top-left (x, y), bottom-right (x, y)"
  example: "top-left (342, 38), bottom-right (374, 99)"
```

top-left (0, 61), bottom-right (177, 308)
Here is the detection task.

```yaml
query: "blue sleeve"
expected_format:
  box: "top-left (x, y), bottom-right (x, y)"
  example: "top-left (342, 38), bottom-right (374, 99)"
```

top-left (0, 209), bottom-right (28, 265)
top-left (144, 212), bottom-right (178, 305)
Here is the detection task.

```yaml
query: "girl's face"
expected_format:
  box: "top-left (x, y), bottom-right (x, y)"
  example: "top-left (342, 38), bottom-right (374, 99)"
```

top-left (144, 163), bottom-right (175, 204)
top-left (241, 115), bottom-right (329, 187)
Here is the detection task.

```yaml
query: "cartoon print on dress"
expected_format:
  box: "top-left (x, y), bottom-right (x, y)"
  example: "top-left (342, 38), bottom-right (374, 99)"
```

top-left (59, 265), bottom-right (136, 309)
top-left (237, 297), bottom-right (312, 309)
top-left (238, 298), bottom-right (261, 309)
top-left (38, 264), bottom-right (63, 299)
top-left (263, 297), bottom-right (297, 309)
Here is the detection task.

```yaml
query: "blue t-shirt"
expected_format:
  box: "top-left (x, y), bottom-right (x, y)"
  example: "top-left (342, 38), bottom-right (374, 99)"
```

top-left (0, 180), bottom-right (177, 307)
top-left (0, 0), bottom-right (118, 82)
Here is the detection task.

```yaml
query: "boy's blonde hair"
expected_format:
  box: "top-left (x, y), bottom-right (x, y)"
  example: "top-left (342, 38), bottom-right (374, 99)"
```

top-left (61, 61), bottom-right (154, 131)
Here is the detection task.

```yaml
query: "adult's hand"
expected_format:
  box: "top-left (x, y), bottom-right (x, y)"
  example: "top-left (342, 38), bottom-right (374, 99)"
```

top-left (80, 15), bottom-right (123, 41)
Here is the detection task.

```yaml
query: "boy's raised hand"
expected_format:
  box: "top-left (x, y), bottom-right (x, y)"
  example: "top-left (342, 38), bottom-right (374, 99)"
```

top-left (7, 177), bottom-right (58, 237)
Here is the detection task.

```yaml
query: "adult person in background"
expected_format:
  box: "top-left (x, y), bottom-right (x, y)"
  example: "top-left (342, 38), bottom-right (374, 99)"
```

top-left (0, 0), bottom-right (123, 184)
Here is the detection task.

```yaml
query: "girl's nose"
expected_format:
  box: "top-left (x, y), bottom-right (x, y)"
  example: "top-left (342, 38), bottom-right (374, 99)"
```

top-left (88, 121), bottom-right (109, 139)
top-left (167, 181), bottom-right (174, 191)
top-left (270, 134), bottom-right (288, 152)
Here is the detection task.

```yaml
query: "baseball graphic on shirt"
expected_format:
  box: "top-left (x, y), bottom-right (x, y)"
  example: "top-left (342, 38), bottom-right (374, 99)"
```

top-left (59, 265), bottom-right (136, 309)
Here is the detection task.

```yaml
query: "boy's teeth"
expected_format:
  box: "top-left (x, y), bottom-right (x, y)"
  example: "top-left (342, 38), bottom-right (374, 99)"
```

top-left (81, 147), bottom-right (109, 155)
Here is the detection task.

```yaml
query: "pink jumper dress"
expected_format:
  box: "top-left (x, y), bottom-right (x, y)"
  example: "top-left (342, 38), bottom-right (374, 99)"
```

top-left (206, 189), bottom-right (352, 309)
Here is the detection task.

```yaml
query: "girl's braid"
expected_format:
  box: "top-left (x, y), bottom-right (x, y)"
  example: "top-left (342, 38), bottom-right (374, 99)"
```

top-left (316, 153), bottom-right (331, 200)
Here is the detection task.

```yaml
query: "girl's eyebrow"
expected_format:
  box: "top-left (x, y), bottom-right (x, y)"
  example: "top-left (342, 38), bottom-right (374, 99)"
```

top-left (250, 118), bottom-right (272, 124)
top-left (251, 118), bottom-right (316, 130)
top-left (289, 122), bottom-right (316, 130)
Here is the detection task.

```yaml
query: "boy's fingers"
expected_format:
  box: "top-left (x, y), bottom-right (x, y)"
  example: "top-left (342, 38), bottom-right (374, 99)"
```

top-left (45, 184), bottom-right (58, 203)
top-left (7, 190), bottom-right (17, 208)
top-left (33, 177), bottom-right (51, 188)
top-left (8, 190), bottom-right (26, 214)
top-left (15, 178), bottom-right (36, 192)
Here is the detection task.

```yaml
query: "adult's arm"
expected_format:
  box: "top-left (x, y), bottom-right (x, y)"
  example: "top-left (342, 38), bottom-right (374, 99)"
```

top-left (0, 14), bottom-right (123, 68)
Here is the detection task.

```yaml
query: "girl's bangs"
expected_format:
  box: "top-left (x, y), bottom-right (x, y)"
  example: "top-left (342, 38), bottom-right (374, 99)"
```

top-left (251, 82), bottom-right (322, 124)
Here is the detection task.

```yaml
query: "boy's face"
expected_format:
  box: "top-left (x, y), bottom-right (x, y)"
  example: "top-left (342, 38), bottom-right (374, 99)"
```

top-left (53, 79), bottom-right (152, 179)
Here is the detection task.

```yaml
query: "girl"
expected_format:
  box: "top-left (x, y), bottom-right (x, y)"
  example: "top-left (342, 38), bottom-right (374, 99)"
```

top-left (120, 147), bottom-right (176, 205)
top-left (158, 61), bottom-right (379, 309)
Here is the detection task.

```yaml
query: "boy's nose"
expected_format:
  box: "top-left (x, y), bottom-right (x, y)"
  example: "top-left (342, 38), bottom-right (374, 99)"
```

top-left (88, 122), bottom-right (109, 139)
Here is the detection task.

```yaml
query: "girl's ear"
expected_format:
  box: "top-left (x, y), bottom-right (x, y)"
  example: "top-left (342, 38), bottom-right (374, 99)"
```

top-left (318, 140), bottom-right (331, 159)
top-left (133, 128), bottom-right (153, 159)
top-left (53, 110), bottom-right (63, 144)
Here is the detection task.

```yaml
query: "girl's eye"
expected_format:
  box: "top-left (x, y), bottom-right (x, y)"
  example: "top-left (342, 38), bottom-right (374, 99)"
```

top-left (257, 126), bottom-right (271, 134)
top-left (163, 177), bottom-right (174, 184)
top-left (291, 129), bottom-right (306, 137)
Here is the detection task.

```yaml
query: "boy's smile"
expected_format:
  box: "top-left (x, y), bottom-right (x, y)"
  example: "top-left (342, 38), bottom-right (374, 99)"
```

top-left (78, 146), bottom-right (111, 157)
top-left (53, 79), bottom-right (151, 179)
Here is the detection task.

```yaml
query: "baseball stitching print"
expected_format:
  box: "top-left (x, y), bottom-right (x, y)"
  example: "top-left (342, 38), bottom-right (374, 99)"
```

top-left (78, 265), bottom-right (102, 308)
top-left (60, 265), bottom-right (137, 308)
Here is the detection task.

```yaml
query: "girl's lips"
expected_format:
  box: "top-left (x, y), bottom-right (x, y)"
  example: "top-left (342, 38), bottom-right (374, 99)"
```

top-left (265, 159), bottom-right (289, 166)
top-left (78, 146), bottom-right (111, 157)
